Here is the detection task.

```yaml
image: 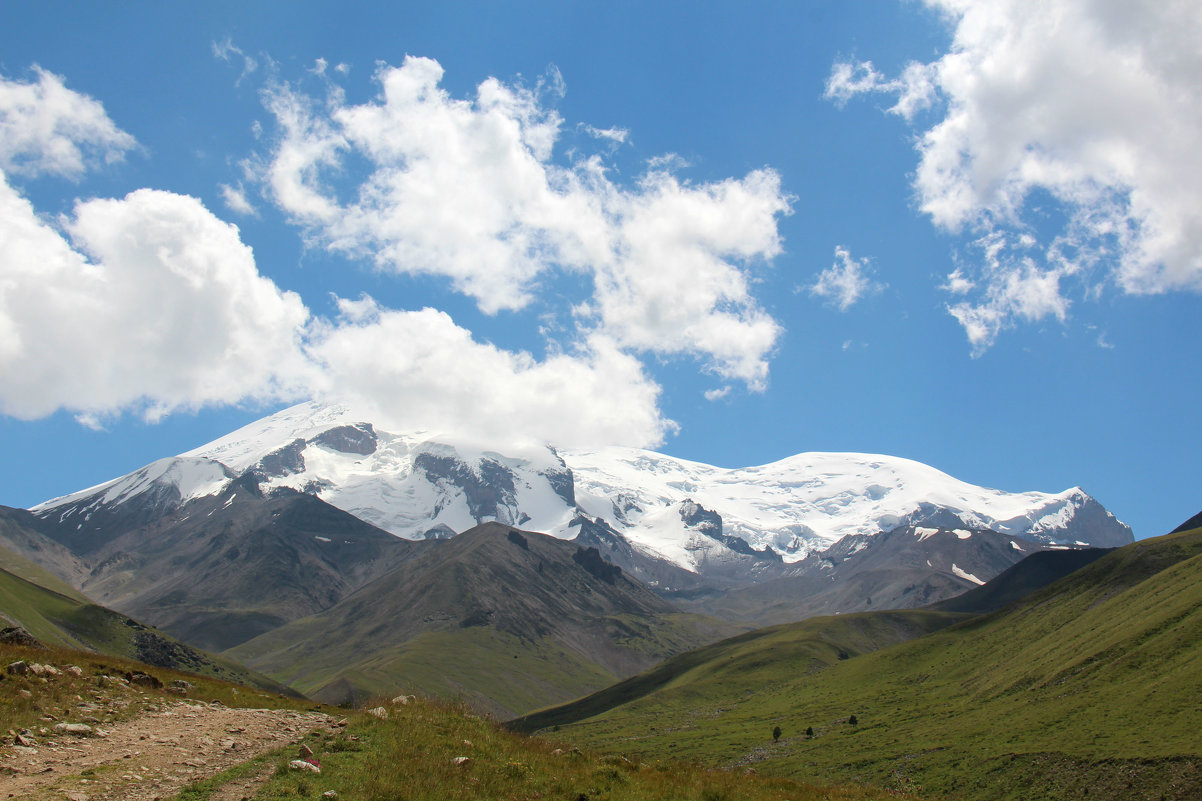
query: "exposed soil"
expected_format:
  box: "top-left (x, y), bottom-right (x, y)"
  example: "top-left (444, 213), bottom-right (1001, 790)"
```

top-left (0, 700), bottom-right (335, 800)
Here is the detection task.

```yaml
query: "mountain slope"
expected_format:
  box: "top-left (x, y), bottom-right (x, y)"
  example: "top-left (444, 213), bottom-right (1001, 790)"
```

top-left (524, 521), bottom-right (1202, 801)
top-left (69, 486), bottom-right (422, 652)
top-left (228, 523), bottom-right (737, 717)
top-left (930, 545), bottom-right (1113, 614)
top-left (0, 506), bottom-right (92, 591)
top-left (685, 523), bottom-right (1064, 624)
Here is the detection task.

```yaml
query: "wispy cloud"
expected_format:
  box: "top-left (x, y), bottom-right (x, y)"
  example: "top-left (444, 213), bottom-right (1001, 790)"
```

top-left (219, 182), bottom-right (257, 216)
top-left (809, 246), bottom-right (885, 311)
top-left (212, 38), bottom-right (258, 86)
top-left (0, 67), bottom-right (135, 178)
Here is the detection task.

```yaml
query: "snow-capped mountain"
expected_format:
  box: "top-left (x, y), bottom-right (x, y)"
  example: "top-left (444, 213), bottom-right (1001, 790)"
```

top-left (32, 401), bottom-right (1132, 574)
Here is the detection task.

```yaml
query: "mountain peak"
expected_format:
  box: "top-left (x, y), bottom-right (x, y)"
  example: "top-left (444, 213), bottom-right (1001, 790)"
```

top-left (31, 402), bottom-right (1133, 574)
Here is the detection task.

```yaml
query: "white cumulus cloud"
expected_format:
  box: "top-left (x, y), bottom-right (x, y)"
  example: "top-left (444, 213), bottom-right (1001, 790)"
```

top-left (307, 300), bottom-right (673, 448)
top-left (0, 65), bottom-right (688, 449)
top-left (258, 56), bottom-right (791, 388)
top-left (830, 0), bottom-right (1202, 349)
top-left (0, 181), bottom-right (313, 422)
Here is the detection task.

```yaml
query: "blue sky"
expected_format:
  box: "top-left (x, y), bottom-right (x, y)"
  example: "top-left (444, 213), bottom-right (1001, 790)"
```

top-left (1, 1), bottom-right (1199, 540)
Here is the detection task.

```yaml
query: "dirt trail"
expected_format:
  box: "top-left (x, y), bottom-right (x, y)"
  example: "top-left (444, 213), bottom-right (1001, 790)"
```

top-left (0, 701), bottom-right (335, 800)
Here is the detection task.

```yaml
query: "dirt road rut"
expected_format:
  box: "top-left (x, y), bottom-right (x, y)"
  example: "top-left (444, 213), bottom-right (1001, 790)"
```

top-left (1, 701), bottom-right (335, 800)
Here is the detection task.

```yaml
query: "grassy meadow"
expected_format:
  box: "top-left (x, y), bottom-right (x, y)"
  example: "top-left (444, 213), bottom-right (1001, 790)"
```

top-left (519, 527), bottom-right (1202, 800)
top-left (170, 695), bottom-right (921, 801)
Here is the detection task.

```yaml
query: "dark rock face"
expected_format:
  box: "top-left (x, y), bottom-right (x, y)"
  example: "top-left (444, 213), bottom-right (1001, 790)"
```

top-left (311, 424), bottom-right (378, 456)
top-left (256, 439), bottom-right (307, 478)
top-left (415, 453), bottom-right (519, 524)
top-left (679, 499), bottom-right (782, 563)
top-left (541, 451), bottom-right (576, 507)
top-left (680, 499), bottom-right (723, 538)
top-left (573, 545), bottom-right (622, 585)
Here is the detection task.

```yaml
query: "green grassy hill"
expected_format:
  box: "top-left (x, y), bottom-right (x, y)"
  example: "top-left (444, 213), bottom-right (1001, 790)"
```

top-left (0, 556), bottom-right (295, 695)
top-left (509, 608), bottom-right (964, 734)
top-left (522, 524), bottom-right (1202, 801)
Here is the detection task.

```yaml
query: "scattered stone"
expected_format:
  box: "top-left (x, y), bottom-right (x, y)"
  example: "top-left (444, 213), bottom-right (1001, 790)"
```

top-left (298, 744), bottom-right (314, 758)
top-left (0, 627), bottom-right (43, 648)
top-left (52, 723), bottom-right (94, 737)
top-left (322, 792), bottom-right (338, 800)
top-left (391, 694), bottom-right (416, 705)
top-left (366, 707), bottom-right (388, 719)
top-left (18, 689), bottom-right (33, 698)
top-left (334, 718), bottom-right (348, 728)
top-left (462, 739), bottom-right (473, 748)
top-left (65, 666), bottom-right (84, 677)
top-left (14, 733), bottom-right (37, 747)
top-left (288, 759), bottom-right (321, 773)
top-left (65, 791), bottom-right (89, 801)
top-left (127, 672), bottom-right (162, 689)
top-left (7, 660), bottom-right (29, 675)
top-left (452, 756), bottom-right (471, 767)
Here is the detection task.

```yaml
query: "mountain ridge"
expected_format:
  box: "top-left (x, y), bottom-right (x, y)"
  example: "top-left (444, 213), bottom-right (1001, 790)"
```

top-left (30, 401), bottom-right (1133, 581)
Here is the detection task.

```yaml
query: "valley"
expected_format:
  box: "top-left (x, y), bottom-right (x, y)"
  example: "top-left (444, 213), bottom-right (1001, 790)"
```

top-left (1, 403), bottom-right (1191, 800)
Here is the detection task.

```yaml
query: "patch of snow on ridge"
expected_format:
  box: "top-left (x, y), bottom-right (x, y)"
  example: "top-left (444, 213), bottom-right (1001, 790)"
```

top-left (952, 564), bottom-right (985, 586)
top-left (184, 401), bottom-right (359, 473)
top-left (33, 456), bottom-right (230, 512)
top-left (914, 527), bottom-right (939, 542)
